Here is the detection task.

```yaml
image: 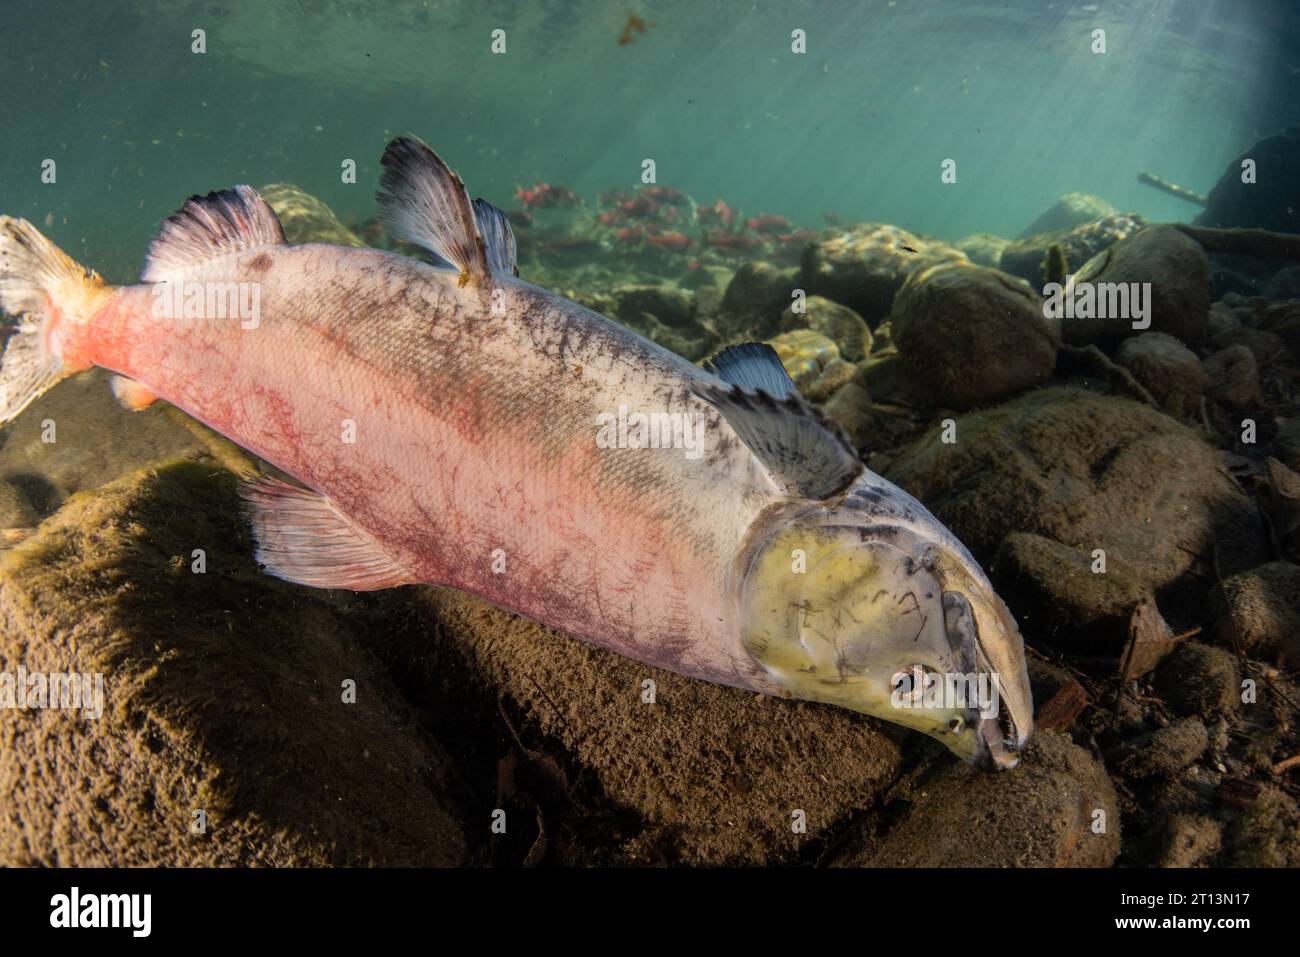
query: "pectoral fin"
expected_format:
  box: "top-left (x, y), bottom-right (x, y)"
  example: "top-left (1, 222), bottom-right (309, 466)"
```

top-left (695, 342), bottom-right (863, 500)
top-left (238, 475), bottom-right (416, 591)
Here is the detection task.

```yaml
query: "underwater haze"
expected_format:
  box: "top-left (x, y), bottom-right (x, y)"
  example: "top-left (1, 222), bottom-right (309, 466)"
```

top-left (2, 0), bottom-right (1298, 280)
top-left (4, 0), bottom-right (1300, 879)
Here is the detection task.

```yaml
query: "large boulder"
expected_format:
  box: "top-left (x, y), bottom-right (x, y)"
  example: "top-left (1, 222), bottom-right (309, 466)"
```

top-left (1195, 126), bottom-right (1300, 234)
top-left (1018, 192), bottom-right (1118, 239)
top-left (885, 389), bottom-right (1265, 641)
top-left (831, 731), bottom-right (1120, 867)
top-left (1000, 213), bottom-right (1145, 287)
top-left (371, 587), bottom-right (903, 866)
top-left (1059, 225), bottom-right (1211, 348)
top-left (801, 224), bottom-right (967, 325)
top-left (0, 461), bottom-right (465, 866)
top-left (890, 262), bottom-right (1059, 410)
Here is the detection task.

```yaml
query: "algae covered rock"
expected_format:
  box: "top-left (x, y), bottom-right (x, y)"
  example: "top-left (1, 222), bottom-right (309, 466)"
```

top-left (1000, 212), bottom-right (1145, 287)
top-left (1224, 786), bottom-right (1300, 866)
top-left (372, 587), bottom-right (902, 866)
top-left (1211, 561), bottom-right (1300, 664)
top-left (719, 261), bottom-right (800, 337)
top-left (1144, 814), bottom-right (1223, 868)
top-left (259, 183), bottom-right (368, 247)
top-left (1202, 344), bottom-right (1261, 409)
top-left (1278, 416), bottom-right (1300, 472)
top-left (1154, 641), bottom-right (1241, 718)
top-left (885, 388), bottom-right (1264, 596)
top-left (1116, 332), bottom-right (1204, 417)
top-left (1058, 225), bottom-right (1211, 348)
top-left (801, 223), bottom-right (968, 325)
top-left (832, 731), bottom-right (1120, 867)
top-left (955, 233), bottom-right (1010, 269)
top-left (992, 532), bottom-right (1150, 651)
top-left (0, 461), bottom-right (465, 866)
top-left (612, 283), bottom-right (695, 329)
top-left (778, 295), bottom-right (872, 362)
top-left (0, 369), bottom-right (214, 517)
top-left (889, 261), bottom-right (1059, 410)
top-left (766, 328), bottom-right (852, 400)
top-left (1017, 192), bottom-right (1119, 239)
top-left (821, 380), bottom-right (874, 450)
top-left (0, 481), bottom-right (37, 529)
top-left (1106, 718), bottom-right (1210, 782)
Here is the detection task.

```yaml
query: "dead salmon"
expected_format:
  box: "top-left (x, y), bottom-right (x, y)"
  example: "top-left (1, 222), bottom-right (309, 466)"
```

top-left (0, 136), bottom-right (1032, 768)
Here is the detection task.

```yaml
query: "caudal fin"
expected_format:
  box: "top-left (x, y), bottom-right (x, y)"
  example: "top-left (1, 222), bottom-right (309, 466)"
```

top-left (0, 217), bottom-right (106, 423)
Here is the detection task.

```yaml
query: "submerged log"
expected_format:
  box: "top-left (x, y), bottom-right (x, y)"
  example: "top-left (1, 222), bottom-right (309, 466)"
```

top-left (1172, 223), bottom-right (1300, 260)
top-left (1137, 170), bottom-right (1208, 207)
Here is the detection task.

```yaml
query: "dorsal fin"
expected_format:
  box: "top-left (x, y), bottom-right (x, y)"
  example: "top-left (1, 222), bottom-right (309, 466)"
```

top-left (692, 379), bottom-right (863, 500)
top-left (703, 342), bottom-right (795, 399)
top-left (142, 185), bottom-right (285, 282)
top-left (376, 136), bottom-right (492, 283)
top-left (472, 198), bottom-right (518, 277)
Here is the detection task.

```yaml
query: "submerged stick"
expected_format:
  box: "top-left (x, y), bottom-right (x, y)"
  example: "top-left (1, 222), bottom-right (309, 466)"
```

top-left (1171, 223), bottom-right (1300, 260)
top-left (1137, 170), bottom-right (1208, 207)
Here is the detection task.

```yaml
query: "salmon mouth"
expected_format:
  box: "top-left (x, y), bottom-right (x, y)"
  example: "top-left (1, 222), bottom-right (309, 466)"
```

top-left (942, 588), bottom-right (1028, 771)
top-left (972, 700), bottom-right (1026, 771)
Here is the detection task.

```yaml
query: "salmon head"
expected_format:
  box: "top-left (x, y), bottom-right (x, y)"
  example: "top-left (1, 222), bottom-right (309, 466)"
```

top-left (735, 470), bottom-right (1034, 770)
top-left (695, 344), bottom-right (1033, 771)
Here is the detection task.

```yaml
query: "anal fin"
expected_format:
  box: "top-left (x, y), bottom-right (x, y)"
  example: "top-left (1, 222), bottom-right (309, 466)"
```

top-left (238, 475), bottom-right (416, 591)
top-left (110, 374), bottom-right (159, 411)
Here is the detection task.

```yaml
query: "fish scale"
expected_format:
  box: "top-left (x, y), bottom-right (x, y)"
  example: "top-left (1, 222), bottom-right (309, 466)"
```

top-left (85, 241), bottom-right (772, 687)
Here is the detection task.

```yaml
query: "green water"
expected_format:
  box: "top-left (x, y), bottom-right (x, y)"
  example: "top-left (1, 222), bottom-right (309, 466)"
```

top-left (1, 0), bottom-right (1296, 282)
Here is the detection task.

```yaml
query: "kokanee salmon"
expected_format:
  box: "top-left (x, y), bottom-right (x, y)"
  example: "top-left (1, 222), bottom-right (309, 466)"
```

top-left (0, 136), bottom-right (1032, 768)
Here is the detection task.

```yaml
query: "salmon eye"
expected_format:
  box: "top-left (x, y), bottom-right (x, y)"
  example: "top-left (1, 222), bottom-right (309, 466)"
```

top-left (895, 664), bottom-right (929, 700)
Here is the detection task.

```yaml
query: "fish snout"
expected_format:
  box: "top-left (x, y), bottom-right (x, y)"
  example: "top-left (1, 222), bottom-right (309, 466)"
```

top-left (932, 566), bottom-right (1034, 771)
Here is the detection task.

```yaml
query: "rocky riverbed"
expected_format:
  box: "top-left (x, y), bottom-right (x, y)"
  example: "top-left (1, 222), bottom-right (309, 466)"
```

top-left (3, 149), bottom-right (1299, 867)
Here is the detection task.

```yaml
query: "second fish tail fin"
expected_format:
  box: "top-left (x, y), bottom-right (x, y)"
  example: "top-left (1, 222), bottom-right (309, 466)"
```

top-left (0, 216), bottom-right (110, 423)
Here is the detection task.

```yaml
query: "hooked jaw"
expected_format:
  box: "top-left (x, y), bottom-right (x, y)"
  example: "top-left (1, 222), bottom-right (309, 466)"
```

top-left (737, 473), bottom-right (1034, 771)
top-left (934, 568), bottom-right (1033, 771)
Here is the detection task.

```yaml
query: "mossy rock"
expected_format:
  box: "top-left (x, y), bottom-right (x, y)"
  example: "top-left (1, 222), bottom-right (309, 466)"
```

top-left (369, 587), bottom-right (903, 866)
top-left (0, 460), bottom-right (465, 866)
